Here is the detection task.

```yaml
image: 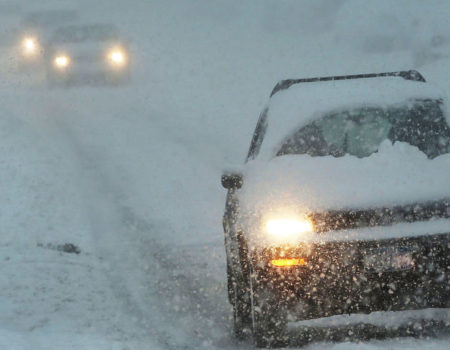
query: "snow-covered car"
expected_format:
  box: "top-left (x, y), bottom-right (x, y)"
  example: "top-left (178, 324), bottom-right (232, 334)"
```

top-left (221, 70), bottom-right (450, 348)
top-left (45, 23), bottom-right (130, 86)
top-left (14, 9), bottom-right (79, 71)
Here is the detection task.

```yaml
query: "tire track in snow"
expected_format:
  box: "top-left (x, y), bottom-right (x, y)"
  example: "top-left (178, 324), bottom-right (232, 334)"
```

top-left (41, 105), bottom-right (238, 349)
top-left (24, 89), bottom-right (450, 349)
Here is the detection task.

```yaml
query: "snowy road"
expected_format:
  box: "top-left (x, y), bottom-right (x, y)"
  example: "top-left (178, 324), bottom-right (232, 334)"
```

top-left (2, 90), bottom-right (449, 350)
top-left (1, 0), bottom-right (450, 349)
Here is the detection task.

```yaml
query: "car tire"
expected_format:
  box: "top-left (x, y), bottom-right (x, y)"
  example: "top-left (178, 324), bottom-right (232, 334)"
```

top-left (227, 263), bottom-right (235, 305)
top-left (232, 277), bottom-right (252, 339)
top-left (227, 260), bottom-right (252, 339)
top-left (46, 71), bottom-right (70, 88)
top-left (250, 269), bottom-right (288, 348)
top-left (105, 70), bottom-right (131, 86)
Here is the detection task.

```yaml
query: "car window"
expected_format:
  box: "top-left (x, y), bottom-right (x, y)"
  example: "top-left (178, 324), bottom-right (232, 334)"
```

top-left (277, 99), bottom-right (450, 159)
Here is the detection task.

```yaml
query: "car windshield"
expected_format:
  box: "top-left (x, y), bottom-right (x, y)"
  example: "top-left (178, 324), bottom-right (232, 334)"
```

top-left (24, 10), bottom-right (79, 28)
top-left (277, 99), bottom-right (450, 159)
top-left (52, 24), bottom-right (118, 43)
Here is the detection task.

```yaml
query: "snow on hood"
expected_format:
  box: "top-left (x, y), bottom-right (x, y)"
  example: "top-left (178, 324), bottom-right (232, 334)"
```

top-left (258, 77), bottom-right (447, 160)
top-left (239, 141), bottom-right (450, 246)
top-left (240, 140), bottom-right (450, 215)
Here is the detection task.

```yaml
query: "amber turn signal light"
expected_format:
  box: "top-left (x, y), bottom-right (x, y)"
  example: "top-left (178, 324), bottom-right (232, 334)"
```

top-left (270, 258), bottom-right (307, 267)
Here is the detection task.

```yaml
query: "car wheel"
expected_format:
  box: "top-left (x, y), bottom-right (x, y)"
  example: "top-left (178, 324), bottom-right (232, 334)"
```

top-left (106, 70), bottom-right (130, 86)
top-left (227, 263), bottom-right (235, 305)
top-left (46, 71), bottom-right (70, 88)
top-left (232, 277), bottom-right (252, 339)
top-left (228, 260), bottom-right (252, 339)
top-left (250, 268), bottom-right (288, 348)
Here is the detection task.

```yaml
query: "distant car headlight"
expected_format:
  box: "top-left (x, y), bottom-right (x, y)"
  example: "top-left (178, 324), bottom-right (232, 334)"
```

top-left (22, 37), bottom-right (38, 56)
top-left (54, 55), bottom-right (70, 68)
top-left (265, 218), bottom-right (314, 238)
top-left (107, 48), bottom-right (127, 67)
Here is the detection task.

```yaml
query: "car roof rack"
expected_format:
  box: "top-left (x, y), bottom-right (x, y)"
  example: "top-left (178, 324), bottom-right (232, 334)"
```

top-left (270, 70), bottom-right (426, 97)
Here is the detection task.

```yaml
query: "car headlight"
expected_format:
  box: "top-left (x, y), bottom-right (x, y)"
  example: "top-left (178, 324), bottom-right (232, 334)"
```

top-left (107, 48), bottom-right (127, 66)
top-left (54, 55), bottom-right (70, 68)
top-left (22, 37), bottom-right (38, 56)
top-left (265, 218), bottom-right (314, 238)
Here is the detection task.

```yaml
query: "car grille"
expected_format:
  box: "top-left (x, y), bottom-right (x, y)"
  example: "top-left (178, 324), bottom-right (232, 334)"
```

top-left (73, 54), bottom-right (101, 63)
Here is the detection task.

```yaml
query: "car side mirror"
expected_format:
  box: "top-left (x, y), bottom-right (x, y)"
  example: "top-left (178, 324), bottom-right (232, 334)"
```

top-left (221, 172), bottom-right (243, 189)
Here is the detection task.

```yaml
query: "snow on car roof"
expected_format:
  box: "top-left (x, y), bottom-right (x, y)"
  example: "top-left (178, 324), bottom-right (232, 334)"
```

top-left (257, 76), bottom-right (447, 160)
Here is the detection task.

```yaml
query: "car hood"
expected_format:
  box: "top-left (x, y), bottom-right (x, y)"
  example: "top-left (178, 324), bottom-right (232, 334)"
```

top-left (239, 141), bottom-right (450, 247)
top-left (240, 141), bottom-right (450, 214)
top-left (47, 40), bottom-right (119, 57)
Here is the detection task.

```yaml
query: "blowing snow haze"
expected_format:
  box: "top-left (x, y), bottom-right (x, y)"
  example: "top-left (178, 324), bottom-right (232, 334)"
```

top-left (0, 1), bottom-right (449, 349)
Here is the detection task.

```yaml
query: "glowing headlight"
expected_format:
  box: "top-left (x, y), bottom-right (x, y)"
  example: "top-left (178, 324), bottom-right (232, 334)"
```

top-left (107, 48), bottom-right (127, 66)
top-left (22, 37), bottom-right (37, 55)
top-left (54, 55), bottom-right (70, 68)
top-left (265, 218), bottom-right (314, 237)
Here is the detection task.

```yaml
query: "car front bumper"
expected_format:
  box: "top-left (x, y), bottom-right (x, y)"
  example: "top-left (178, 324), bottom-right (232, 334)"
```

top-left (48, 62), bottom-right (130, 83)
top-left (251, 233), bottom-right (450, 320)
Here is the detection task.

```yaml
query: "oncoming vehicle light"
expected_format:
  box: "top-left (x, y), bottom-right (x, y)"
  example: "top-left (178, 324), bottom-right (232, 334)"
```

top-left (265, 218), bottom-right (314, 238)
top-left (271, 258), bottom-right (307, 267)
top-left (22, 37), bottom-right (37, 55)
top-left (107, 48), bottom-right (127, 66)
top-left (54, 55), bottom-right (70, 68)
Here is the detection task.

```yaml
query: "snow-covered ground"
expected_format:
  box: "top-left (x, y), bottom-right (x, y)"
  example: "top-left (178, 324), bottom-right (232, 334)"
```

top-left (0, 0), bottom-right (449, 348)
